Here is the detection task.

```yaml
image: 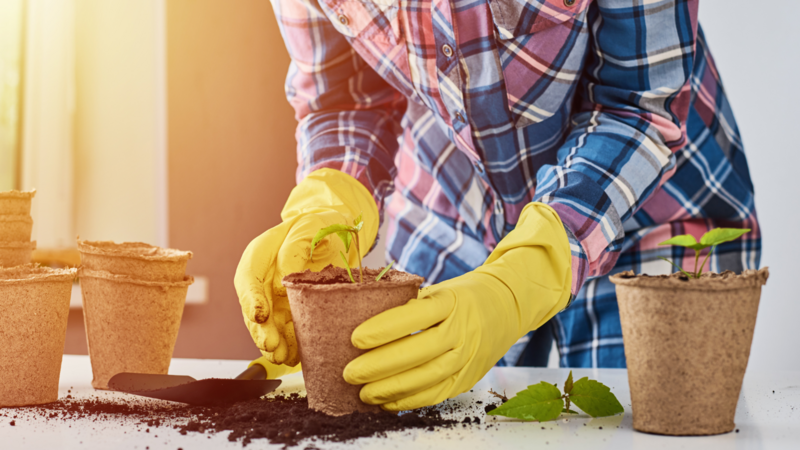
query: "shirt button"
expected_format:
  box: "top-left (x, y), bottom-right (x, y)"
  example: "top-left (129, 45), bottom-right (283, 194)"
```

top-left (454, 111), bottom-right (464, 123)
top-left (564, 0), bottom-right (576, 6)
top-left (338, 14), bottom-right (349, 26)
top-left (442, 44), bottom-right (454, 58)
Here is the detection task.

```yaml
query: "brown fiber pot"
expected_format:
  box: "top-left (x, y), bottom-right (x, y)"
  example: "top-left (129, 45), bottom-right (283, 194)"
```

top-left (611, 268), bottom-right (769, 436)
top-left (0, 215), bottom-right (33, 242)
top-left (283, 266), bottom-right (424, 416)
top-left (0, 241), bottom-right (36, 267)
top-left (0, 265), bottom-right (76, 406)
top-left (79, 268), bottom-right (193, 389)
top-left (78, 240), bottom-right (193, 282)
top-left (0, 190), bottom-right (35, 216)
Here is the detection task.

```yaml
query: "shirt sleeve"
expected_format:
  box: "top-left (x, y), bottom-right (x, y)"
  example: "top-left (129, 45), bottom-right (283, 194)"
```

top-left (533, 0), bottom-right (699, 295)
top-left (272, 0), bottom-right (406, 212)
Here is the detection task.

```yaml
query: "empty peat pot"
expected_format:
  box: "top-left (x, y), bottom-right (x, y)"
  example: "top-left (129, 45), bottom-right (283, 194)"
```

top-left (0, 189), bottom-right (36, 216)
top-left (283, 266), bottom-right (423, 416)
top-left (0, 240), bottom-right (36, 267)
top-left (0, 215), bottom-right (33, 242)
top-left (77, 240), bottom-right (193, 283)
top-left (611, 268), bottom-right (769, 436)
top-left (79, 268), bottom-right (193, 389)
top-left (0, 265), bottom-right (76, 406)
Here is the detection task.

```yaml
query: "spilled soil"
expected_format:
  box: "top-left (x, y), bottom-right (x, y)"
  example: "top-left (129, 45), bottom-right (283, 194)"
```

top-left (0, 392), bottom-right (480, 448)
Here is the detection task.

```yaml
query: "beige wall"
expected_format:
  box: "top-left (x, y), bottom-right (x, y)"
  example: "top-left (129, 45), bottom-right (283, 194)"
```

top-left (65, 0), bottom-right (299, 360)
top-left (165, 0), bottom-right (298, 359)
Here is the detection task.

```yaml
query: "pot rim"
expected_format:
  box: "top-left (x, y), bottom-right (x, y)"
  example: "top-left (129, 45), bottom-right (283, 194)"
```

top-left (610, 267), bottom-right (769, 291)
top-left (283, 268), bottom-right (423, 291)
top-left (0, 264), bottom-right (76, 284)
top-left (79, 268), bottom-right (194, 287)
top-left (77, 239), bottom-right (193, 262)
top-left (0, 215), bottom-right (33, 223)
top-left (0, 189), bottom-right (36, 199)
top-left (0, 240), bottom-right (36, 250)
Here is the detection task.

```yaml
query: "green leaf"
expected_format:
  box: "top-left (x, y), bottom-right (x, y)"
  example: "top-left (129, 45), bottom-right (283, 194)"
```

top-left (375, 260), bottom-right (395, 281)
top-left (562, 409), bottom-right (579, 415)
top-left (569, 378), bottom-right (624, 418)
top-left (700, 228), bottom-right (750, 247)
top-left (339, 251), bottom-right (355, 283)
top-left (335, 230), bottom-right (352, 253)
top-left (658, 234), bottom-right (706, 251)
top-left (310, 224), bottom-right (355, 260)
top-left (658, 256), bottom-right (695, 278)
top-left (354, 213), bottom-right (362, 226)
top-left (564, 371), bottom-right (574, 395)
top-left (486, 382), bottom-right (564, 422)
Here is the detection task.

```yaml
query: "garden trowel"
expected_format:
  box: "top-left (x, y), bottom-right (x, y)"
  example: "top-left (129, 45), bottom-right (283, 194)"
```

top-left (108, 359), bottom-right (282, 406)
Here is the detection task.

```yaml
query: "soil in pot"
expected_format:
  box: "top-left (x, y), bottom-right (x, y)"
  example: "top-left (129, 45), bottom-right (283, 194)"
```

top-left (0, 264), bottom-right (76, 406)
top-left (0, 241), bottom-right (36, 267)
top-left (77, 240), bottom-right (192, 282)
top-left (79, 268), bottom-right (194, 389)
top-left (0, 215), bottom-right (33, 242)
top-left (0, 190), bottom-right (35, 216)
top-left (283, 265), bottom-right (424, 416)
top-left (611, 268), bottom-right (769, 436)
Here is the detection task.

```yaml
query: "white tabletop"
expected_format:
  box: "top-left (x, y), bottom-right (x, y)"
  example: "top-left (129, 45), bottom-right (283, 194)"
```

top-left (1, 355), bottom-right (798, 449)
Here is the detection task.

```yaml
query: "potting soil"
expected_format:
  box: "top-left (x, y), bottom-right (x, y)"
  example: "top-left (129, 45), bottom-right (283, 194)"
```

top-left (0, 393), bottom-right (472, 448)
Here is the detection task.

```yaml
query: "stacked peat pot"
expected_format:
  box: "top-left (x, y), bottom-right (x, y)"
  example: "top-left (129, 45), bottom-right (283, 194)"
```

top-left (0, 190), bottom-right (37, 267)
top-left (611, 268), bottom-right (769, 435)
top-left (0, 190), bottom-right (76, 407)
top-left (77, 240), bottom-right (193, 389)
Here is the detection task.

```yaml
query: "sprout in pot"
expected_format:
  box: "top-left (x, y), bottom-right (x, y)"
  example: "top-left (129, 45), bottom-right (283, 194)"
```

top-left (283, 214), bottom-right (423, 416)
top-left (611, 228), bottom-right (768, 436)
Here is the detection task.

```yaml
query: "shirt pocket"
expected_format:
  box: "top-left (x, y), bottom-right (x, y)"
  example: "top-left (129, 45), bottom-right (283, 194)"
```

top-left (321, 0), bottom-right (401, 45)
top-left (488, 0), bottom-right (591, 128)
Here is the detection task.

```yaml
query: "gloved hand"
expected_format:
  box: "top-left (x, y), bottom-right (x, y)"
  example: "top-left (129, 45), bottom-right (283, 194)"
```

top-left (235, 168), bottom-right (378, 366)
top-left (343, 203), bottom-right (572, 411)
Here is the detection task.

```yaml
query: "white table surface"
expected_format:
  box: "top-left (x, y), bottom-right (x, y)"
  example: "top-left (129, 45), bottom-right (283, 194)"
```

top-left (1, 355), bottom-right (798, 449)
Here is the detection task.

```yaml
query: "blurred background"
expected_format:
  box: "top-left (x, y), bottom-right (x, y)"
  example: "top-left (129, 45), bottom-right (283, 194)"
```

top-left (0, 0), bottom-right (797, 369)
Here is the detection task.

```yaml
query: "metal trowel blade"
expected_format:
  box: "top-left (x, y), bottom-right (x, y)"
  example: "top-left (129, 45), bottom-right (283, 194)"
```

top-left (108, 373), bottom-right (282, 406)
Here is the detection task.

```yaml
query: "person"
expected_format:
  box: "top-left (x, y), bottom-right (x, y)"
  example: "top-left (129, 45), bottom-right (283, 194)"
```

top-left (235, 0), bottom-right (761, 412)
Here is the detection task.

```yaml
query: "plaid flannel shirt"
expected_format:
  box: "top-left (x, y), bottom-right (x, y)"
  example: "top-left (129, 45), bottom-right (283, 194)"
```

top-left (273, 0), bottom-right (761, 367)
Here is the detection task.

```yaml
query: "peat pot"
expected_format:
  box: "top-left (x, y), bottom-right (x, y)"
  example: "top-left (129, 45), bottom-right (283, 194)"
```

top-left (0, 190), bottom-right (35, 216)
top-left (79, 268), bottom-right (193, 389)
top-left (0, 265), bottom-right (76, 406)
top-left (283, 266), bottom-right (423, 416)
top-left (78, 240), bottom-right (193, 283)
top-left (611, 268), bottom-right (769, 436)
top-left (0, 240), bottom-right (36, 267)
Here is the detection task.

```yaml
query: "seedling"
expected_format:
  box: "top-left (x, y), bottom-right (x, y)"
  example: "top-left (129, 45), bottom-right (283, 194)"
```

top-left (658, 228), bottom-right (750, 278)
top-left (487, 371), bottom-right (623, 422)
top-left (309, 214), bottom-right (395, 283)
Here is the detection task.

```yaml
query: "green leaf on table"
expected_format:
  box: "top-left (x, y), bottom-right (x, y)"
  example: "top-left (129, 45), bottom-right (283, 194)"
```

top-left (700, 228), bottom-right (750, 247)
top-left (658, 234), bottom-right (705, 250)
top-left (564, 371), bottom-right (574, 395)
top-left (569, 378), bottom-right (624, 418)
top-left (486, 382), bottom-right (564, 422)
top-left (310, 224), bottom-right (355, 260)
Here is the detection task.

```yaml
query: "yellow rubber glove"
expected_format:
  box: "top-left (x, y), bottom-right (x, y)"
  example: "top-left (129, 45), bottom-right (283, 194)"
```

top-left (235, 168), bottom-right (379, 366)
top-left (343, 203), bottom-right (572, 411)
top-left (249, 356), bottom-right (302, 379)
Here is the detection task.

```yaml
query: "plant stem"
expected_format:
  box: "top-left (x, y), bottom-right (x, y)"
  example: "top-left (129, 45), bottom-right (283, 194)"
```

top-left (696, 245), bottom-right (715, 277)
top-left (354, 231), bottom-right (363, 283)
top-left (693, 249), bottom-right (701, 278)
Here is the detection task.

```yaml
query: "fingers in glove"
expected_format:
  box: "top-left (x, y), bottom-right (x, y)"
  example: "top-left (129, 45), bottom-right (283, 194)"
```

top-left (246, 315), bottom-right (281, 352)
top-left (379, 374), bottom-right (460, 412)
top-left (272, 334), bottom-right (289, 365)
top-left (351, 293), bottom-right (456, 350)
top-left (344, 326), bottom-right (454, 385)
top-left (283, 321), bottom-right (300, 367)
top-left (358, 349), bottom-right (465, 406)
top-left (241, 289), bottom-right (271, 324)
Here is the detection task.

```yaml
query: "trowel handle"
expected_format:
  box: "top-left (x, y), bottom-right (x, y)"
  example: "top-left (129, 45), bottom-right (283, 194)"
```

top-left (235, 363), bottom-right (267, 380)
top-left (245, 356), bottom-right (303, 380)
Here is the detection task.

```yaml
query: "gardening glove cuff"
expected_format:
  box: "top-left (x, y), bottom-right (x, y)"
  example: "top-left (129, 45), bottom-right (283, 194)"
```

top-left (343, 202), bottom-right (572, 411)
top-left (235, 169), bottom-right (379, 366)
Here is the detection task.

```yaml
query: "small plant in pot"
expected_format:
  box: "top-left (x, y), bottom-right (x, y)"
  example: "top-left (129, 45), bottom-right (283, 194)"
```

top-left (610, 228), bottom-right (768, 436)
top-left (282, 215), bottom-right (423, 416)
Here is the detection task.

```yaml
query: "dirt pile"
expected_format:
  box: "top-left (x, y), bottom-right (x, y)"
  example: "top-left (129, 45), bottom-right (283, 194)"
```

top-left (1, 393), bottom-right (463, 448)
